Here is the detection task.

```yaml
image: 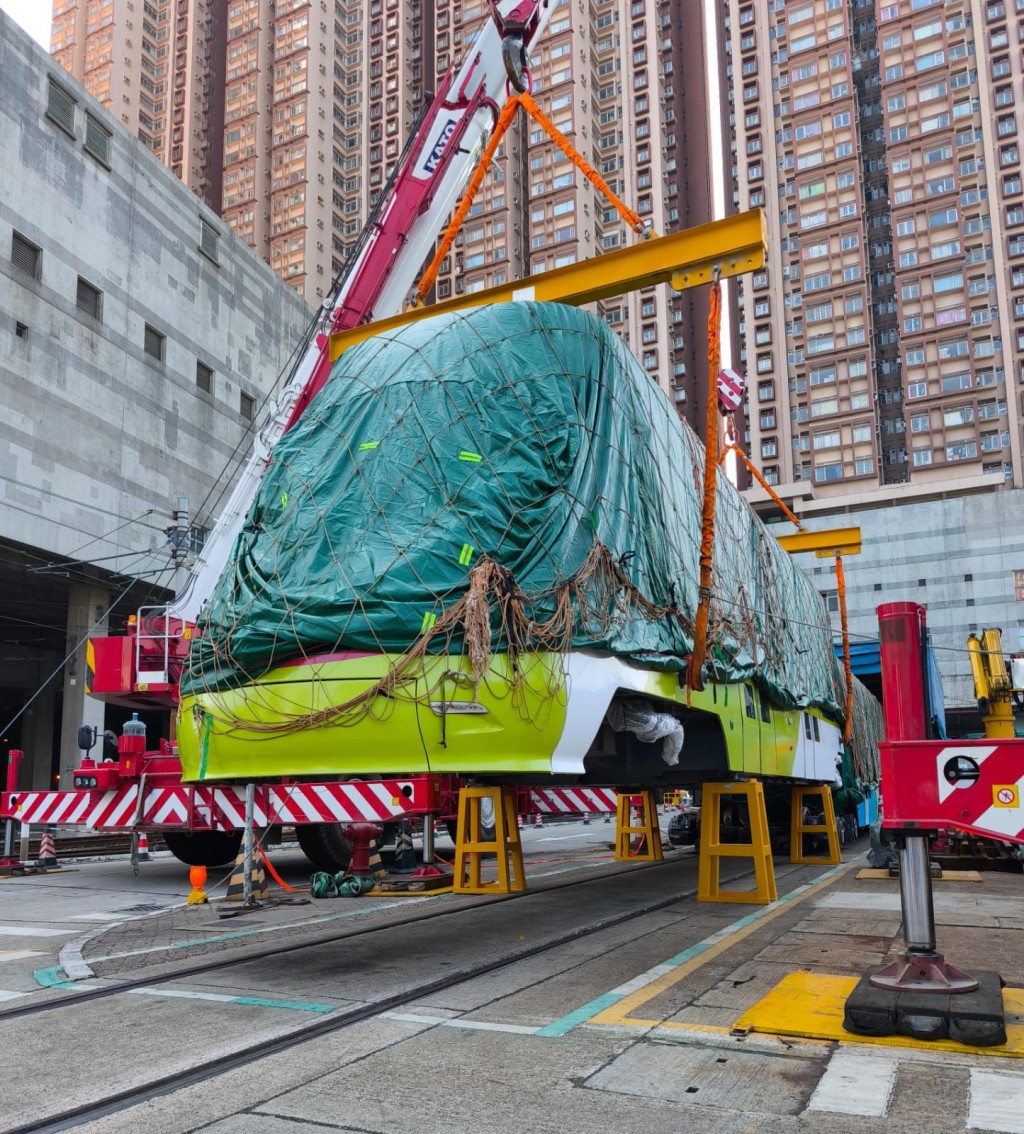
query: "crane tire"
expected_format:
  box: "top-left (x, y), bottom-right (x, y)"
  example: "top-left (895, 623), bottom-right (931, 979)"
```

top-left (296, 822), bottom-right (354, 872)
top-left (163, 830), bottom-right (243, 868)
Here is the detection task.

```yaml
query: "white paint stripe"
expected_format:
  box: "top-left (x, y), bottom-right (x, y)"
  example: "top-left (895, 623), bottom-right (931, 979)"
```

top-left (368, 781), bottom-right (399, 814)
top-left (67, 794), bottom-right (93, 823)
top-left (0, 990), bottom-right (27, 1002)
top-left (537, 834), bottom-right (595, 842)
top-left (969, 1068), bottom-right (1024, 1133)
top-left (806, 1049), bottom-right (897, 1117)
top-left (381, 1011), bottom-right (540, 1035)
top-left (85, 790), bottom-right (119, 827)
top-left (0, 950), bottom-right (47, 961)
top-left (49, 792), bottom-right (80, 825)
top-left (609, 964), bottom-right (677, 997)
top-left (320, 784), bottom-right (352, 820)
top-left (128, 987), bottom-right (238, 1003)
top-left (214, 789), bottom-right (245, 827)
top-left (287, 789), bottom-right (323, 825)
top-left (106, 788), bottom-right (141, 827)
top-left (0, 926), bottom-right (70, 938)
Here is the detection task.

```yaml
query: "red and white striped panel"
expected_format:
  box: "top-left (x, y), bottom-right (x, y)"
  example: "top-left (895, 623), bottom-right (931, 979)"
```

top-left (2, 777), bottom-right (434, 831)
top-left (530, 787), bottom-right (618, 815)
top-left (266, 781), bottom-right (422, 825)
top-left (141, 787), bottom-right (196, 827)
top-left (5, 786), bottom-right (142, 828)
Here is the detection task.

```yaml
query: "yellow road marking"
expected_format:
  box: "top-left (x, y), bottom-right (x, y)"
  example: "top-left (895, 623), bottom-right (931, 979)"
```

top-left (590, 863), bottom-right (854, 1027)
top-left (734, 971), bottom-right (1024, 1059)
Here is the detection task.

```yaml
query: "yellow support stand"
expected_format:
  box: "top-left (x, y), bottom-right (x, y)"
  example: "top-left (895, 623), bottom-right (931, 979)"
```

top-left (790, 785), bottom-right (842, 865)
top-left (453, 785), bottom-right (526, 895)
top-left (614, 790), bottom-right (663, 861)
top-left (697, 781), bottom-right (778, 904)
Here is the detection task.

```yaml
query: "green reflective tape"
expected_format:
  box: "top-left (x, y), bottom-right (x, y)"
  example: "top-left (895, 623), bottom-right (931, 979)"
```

top-left (359, 441), bottom-right (380, 451)
top-left (420, 611), bottom-right (437, 634)
top-left (197, 712), bottom-right (212, 781)
top-left (458, 543), bottom-right (474, 566)
top-left (279, 492), bottom-right (288, 509)
top-left (458, 450), bottom-right (482, 463)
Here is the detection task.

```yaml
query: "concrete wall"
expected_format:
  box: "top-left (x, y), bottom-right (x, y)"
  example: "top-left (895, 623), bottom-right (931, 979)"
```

top-left (0, 12), bottom-right (311, 571)
top-left (773, 489), bottom-right (1024, 710)
top-left (0, 14), bottom-right (311, 786)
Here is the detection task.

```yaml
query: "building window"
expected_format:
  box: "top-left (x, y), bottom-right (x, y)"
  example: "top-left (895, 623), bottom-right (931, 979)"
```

top-left (196, 361), bottom-right (214, 394)
top-left (84, 114), bottom-right (111, 165)
top-left (240, 391), bottom-right (256, 421)
top-left (76, 277), bottom-right (102, 320)
top-left (46, 78), bottom-right (76, 135)
top-left (144, 324), bottom-right (165, 361)
top-left (199, 218), bottom-right (220, 263)
top-left (11, 231), bottom-right (41, 279)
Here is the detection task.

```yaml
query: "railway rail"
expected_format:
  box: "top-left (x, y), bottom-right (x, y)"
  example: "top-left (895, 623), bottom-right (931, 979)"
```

top-left (1, 853), bottom-right (824, 1134)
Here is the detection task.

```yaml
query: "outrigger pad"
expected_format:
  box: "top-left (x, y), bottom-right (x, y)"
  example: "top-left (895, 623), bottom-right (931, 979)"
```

top-left (844, 967), bottom-right (1006, 1047)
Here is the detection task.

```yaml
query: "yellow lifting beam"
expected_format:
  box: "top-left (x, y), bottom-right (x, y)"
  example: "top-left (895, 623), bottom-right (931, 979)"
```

top-left (775, 526), bottom-right (862, 558)
top-left (328, 209), bottom-right (768, 363)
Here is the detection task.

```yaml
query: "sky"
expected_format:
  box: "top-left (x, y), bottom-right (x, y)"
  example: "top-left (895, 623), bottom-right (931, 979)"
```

top-left (1, 0), bottom-right (50, 47)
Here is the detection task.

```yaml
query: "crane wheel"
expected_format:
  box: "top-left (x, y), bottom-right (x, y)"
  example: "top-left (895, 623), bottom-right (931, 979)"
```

top-left (163, 830), bottom-right (243, 868)
top-left (296, 822), bottom-right (354, 872)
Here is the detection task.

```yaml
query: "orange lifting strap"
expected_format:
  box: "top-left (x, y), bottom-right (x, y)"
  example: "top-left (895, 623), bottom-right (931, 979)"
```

top-left (415, 90), bottom-right (647, 306)
top-left (686, 277), bottom-right (723, 693)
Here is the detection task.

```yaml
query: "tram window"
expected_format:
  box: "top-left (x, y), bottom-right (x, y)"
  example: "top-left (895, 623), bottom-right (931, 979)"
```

top-left (744, 685), bottom-right (756, 719)
top-left (758, 689), bottom-right (771, 723)
top-left (812, 716), bottom-right (820, 741)
top-left (803, 714), bottom-right (813, 739)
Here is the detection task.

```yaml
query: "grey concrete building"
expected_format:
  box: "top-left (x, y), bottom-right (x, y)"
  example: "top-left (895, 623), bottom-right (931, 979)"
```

top-left (0, 14), bottom-right (311, 790)
top-left (774, 488), bottom-right (1024, 716)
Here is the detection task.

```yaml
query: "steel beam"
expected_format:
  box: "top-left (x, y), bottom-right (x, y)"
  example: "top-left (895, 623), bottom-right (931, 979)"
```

top-left (775, 526), bottom-right (862, 558)
top-left (329, 209), bottom-right (767, 362)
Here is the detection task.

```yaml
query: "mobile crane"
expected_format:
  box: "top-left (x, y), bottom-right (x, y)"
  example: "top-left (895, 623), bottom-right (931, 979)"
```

top-left (967, 629), bottom-right (1024, 740)
top-left (4, 1), bottom-right (565, 869)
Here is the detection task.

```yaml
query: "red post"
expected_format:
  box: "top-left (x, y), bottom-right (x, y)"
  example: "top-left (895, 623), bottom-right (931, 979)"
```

top-left (877, 602), bottom-right (928, 742)
top-left (5, 750), bottom-right (24, 795)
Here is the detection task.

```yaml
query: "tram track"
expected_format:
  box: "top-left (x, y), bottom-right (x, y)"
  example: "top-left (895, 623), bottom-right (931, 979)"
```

top-left (4, 856), bottom-right (821, 1134)
top-left (0, 852), bottom-right (702, 1025)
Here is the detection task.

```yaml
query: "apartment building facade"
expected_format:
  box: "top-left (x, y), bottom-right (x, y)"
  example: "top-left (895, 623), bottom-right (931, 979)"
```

top-left (50, 0), bottom-right (728, 427)
top-left (726, 0), bottom-right (1024, 510)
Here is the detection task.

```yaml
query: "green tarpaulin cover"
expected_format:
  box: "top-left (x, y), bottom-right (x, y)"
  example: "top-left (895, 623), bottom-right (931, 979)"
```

top-left (183, 302), bottom-right (844, 722)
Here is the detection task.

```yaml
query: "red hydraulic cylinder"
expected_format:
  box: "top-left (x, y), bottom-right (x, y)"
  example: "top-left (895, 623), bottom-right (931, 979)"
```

top-left (5, 749), bottom-right (24, 795)
top-left (877, 601), bottom-right (928, 742)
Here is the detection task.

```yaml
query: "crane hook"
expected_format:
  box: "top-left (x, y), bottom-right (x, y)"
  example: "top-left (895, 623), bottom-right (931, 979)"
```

top-left (502, 33), bottom-right (530, 93)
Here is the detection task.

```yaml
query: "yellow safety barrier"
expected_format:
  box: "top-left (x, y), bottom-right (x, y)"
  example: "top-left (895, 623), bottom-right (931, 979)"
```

top-left (453, 785), bottom-right (525, 895)
top-left (614, 790), bottom-right (663, 861)
top-left (790, 785), bottom-right (842, 866)
top-left (697, 781), bottom-right (777, 904)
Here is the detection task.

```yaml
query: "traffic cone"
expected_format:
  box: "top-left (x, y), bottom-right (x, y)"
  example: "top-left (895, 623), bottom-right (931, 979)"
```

top-left (225, 849), bottom-right (269, 902)
top-left (534, 813), bottom-right (543, 828)
top-left (582, 813), bottom-right (590, 825)
top-left (137, 832), bottom-right (150, 862)
top-left (604, 811), bottom-right (612, 823)
top-left (367, 838), bottom-right (388, 879)
top-left (517, 814), bottom-right (524, 828)
top-left (390, 818), bottom-right (419, 873)
top-left (37, 830), bottom-right (58, 869)
top-left (187, 865), bottom-right (208, 905)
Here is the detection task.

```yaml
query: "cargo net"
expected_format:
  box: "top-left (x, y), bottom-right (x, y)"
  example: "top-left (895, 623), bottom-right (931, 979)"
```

top-left (183, 303), bottom-right (845, 734)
